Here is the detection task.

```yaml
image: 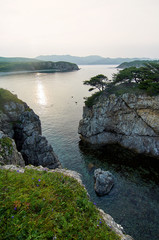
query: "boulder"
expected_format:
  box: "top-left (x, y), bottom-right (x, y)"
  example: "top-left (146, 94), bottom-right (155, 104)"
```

top-left (94, 168), bottom-right (114, 196)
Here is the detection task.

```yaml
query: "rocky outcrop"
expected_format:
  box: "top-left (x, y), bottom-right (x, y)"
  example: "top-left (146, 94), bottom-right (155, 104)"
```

top-left (0, 164), bottom-right (133, 240)
top-left (0, 91), bottom-right (60, 168)
top-left (78, 93), bottom-right (159, 157)
top-left (0, 131), bottom-right (24, 167)
top-left (94, 168), bottom-right (114, 196)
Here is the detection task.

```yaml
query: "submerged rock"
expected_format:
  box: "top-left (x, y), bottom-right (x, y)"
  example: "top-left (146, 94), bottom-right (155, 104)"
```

top-left (94, 168), bottom-right (114, 196)
top-left (79, 93), bottom-right (159, 158)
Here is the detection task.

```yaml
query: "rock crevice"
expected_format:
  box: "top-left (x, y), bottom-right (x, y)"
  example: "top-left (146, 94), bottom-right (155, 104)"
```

top-left (78, 93), bottom-right (159, 157)
top-left (0, 95), bottom-right (60, 168)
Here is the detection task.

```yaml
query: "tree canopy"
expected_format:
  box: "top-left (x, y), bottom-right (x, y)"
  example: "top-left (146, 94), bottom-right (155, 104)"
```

top-left (83, 74), bottom-right (108, 92)
top-left (113, 63), bottom-right (159, 84)
top-left (112, 63), bottom-right (159, 95)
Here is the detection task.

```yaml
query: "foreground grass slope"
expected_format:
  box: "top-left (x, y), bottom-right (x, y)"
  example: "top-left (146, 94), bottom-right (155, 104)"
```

top-left (0, 169), bottom-right (120, 240)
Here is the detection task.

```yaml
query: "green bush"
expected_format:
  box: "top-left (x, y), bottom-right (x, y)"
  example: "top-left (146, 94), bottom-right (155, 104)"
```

top-left (0, 169), bottom-right (120, 240)
top-left (84, 91), bottom-right (103, 107)
top-left (138, 80), bottom-right (159, 95)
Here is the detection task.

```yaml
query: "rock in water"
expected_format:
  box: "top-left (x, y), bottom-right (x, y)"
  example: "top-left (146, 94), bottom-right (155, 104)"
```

top-left (94, 168), bottom-right (114, 196)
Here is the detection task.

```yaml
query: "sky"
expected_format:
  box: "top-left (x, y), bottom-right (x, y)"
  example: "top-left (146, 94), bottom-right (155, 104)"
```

top-left (0, 0), bottom-right (159, 58)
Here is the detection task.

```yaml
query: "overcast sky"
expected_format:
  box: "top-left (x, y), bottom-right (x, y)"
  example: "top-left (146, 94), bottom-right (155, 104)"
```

top-left (0, 0), bottom-right (159, 58)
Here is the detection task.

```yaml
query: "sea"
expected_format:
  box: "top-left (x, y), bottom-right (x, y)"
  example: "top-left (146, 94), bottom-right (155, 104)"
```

top-left (0, 65), bottom-right (159, 240)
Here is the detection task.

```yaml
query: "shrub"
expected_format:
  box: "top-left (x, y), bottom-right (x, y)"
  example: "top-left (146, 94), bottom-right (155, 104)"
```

top-left (84, 91), bottom-right (103, 107)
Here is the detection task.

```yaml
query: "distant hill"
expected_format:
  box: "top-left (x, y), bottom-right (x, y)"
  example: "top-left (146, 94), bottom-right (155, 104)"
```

top-left (0, 57), bottom-right (41, 63)
top-left (36, 54), bottom-right (150, 65)
top-left (0, 61), bottom-right (79, 74)
top-left (117, 60), bottom-right (159, 69)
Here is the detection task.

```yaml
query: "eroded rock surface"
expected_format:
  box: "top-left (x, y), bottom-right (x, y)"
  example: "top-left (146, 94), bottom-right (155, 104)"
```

top-left (79, 93), bottom-right (159, 157)
top-left (0, 93), bottom-right (60, 168)
top-left (0, 131), bottom-right (24, 166)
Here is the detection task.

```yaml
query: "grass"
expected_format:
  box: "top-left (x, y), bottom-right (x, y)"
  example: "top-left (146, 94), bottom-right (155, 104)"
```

top-left (0, 168), bottom-right (120, 240)
top-left (0, 88), bottom-right (23, 112)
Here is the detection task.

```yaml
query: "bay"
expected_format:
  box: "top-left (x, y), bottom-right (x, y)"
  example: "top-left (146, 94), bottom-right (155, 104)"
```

top-left (0, 65), bottom-right (159, 240)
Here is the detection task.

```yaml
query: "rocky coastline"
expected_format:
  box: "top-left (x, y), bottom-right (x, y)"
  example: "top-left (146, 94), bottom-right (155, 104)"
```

top-left (0, 89), bottom-right (133, 239)
top-left (78, 92), bottom-right (159, 158)
top-left (0, 90), bottom-right (60, 168)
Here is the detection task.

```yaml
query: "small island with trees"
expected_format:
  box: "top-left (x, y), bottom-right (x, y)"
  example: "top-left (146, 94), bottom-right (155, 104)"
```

top-left (84, 62), bottom-right (159, 107)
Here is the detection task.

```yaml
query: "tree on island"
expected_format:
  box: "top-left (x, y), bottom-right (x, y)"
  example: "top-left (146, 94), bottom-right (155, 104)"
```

top-left (83, 74), bottom-right (108, 92)
top-left (113, 63), bottom-right (159, 95)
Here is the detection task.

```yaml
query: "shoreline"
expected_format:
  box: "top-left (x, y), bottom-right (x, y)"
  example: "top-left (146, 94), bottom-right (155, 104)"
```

top-left (0, 68), bottom-right (79, 76)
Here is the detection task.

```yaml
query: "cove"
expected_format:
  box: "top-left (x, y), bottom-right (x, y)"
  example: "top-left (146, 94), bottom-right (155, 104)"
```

top-left (0, 65), bottom-right (159, 240)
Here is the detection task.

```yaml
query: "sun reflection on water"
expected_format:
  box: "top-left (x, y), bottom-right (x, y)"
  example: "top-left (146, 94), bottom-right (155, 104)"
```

top-left (36, 76), bottom-right (47, 106)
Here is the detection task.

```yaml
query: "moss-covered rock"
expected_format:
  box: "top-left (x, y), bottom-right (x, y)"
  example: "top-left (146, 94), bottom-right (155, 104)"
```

top-left (0, 133), bottom-right (24, 166)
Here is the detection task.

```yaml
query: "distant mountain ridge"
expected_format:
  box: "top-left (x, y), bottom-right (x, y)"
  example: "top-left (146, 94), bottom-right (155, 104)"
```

top-left (0, 56), bottom-right (41, 62)
top-left (36, 54), bottom-right (151, 65)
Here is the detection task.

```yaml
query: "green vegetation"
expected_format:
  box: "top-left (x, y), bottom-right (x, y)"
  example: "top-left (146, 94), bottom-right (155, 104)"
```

top-left (84, 62), bottom-right (159, 107)
top-left (0, 168), bottom-right (120, 240)
top-left (0, 61), bottom-right (78, 73)
top-left (0, 61), bottom-right (52, 72)
top-left (84, 74), bottom-right (108, 92)
top-left (0, 88), bottom-right (23, 111)
top-left (113, 63), bottom-right (159, 95)
top-left (0, 137), bottom-right (13, 156)
top-left (117, 60), bottom-right (159, 69)
top-left (84, 91), bottom-right (103, 107)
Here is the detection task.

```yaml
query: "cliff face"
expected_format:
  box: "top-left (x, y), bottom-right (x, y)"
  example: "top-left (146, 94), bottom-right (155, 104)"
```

top-left (0, 90), bottom-right (60, 168)
top-left (78, 93), bottom-right (159, 157)
top-left (0, 131), bottom-right (25, 167)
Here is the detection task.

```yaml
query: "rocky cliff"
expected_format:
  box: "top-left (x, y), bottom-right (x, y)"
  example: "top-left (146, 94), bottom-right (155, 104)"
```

top-left (0, 89), bottom-right (60, 168)
top-left (78, 93), bottom-right (159, 157)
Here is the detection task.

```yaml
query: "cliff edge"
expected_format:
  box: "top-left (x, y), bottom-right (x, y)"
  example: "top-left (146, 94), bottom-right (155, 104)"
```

top-left (78, 92), bottom-right (159, 157)
top-left (0, 88), bottom-right (60, 168)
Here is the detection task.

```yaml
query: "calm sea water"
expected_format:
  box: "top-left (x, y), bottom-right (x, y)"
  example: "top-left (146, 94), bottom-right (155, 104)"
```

top-left (0, 65), bottom-right (159, 240)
